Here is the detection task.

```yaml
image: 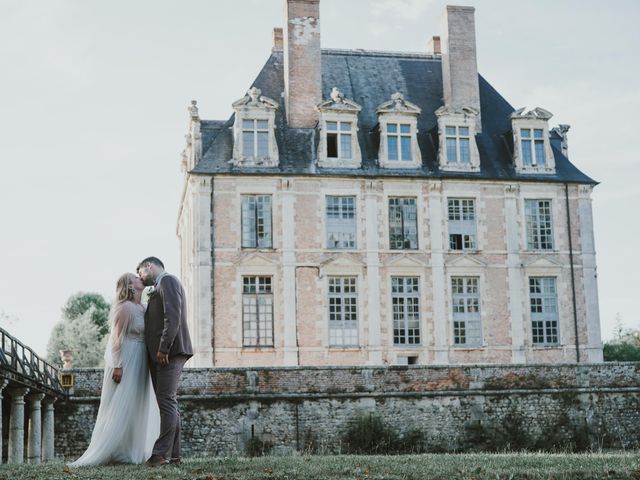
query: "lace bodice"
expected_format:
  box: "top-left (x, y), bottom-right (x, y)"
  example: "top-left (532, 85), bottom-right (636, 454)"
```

top-left (126, 304), bottom-right (146, 341)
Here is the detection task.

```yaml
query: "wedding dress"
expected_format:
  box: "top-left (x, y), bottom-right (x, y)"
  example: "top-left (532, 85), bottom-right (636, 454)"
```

top-left (69, 301), bottom-right (160, 466)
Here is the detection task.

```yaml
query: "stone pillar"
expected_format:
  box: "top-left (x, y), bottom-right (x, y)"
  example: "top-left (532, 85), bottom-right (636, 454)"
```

top-left (7, 387), bottom-right (29, 464)
top-left (282, 187), bottom-right (298, 365)
top-left (428, 181), bottom-right (449, 363)
top-left (41, 397), bottom-right (56, 462)
top-left (0, 379), bottom-right (9, 464)
top-left (365, 182), bottom-right (382, 365)
top-left (27, 393), bottom-right (45, 464)
top-left (578, 185), bottom-right (603, 362)
top-left (505, 185), bottom-right (526, 364)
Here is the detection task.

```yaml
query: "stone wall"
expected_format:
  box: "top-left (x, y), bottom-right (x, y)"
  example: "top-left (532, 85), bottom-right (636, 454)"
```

top-left (55, 363), bottom-right (639, 459)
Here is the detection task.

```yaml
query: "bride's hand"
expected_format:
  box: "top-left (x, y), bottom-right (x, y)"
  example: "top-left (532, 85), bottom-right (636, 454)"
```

top-left (112, 368), bottom-right (123, 384)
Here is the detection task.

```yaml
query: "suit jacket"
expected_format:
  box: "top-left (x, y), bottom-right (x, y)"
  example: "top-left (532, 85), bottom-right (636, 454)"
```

top-left (144, 273), bottom-right (193, 361)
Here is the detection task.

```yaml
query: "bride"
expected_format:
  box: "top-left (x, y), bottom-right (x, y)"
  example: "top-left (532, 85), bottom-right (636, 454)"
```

top-left (69, 273), bottom-right (160, 466)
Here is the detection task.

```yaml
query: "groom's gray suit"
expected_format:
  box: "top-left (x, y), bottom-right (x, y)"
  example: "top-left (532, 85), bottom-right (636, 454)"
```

top-left (145, 272), bottom-right (193, 461)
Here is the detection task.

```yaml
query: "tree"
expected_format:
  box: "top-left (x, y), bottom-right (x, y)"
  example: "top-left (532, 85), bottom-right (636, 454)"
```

top-left (47, 292), bottom-right (111, 368)
top-left (62, 292), bottom-right (110, 336)
top-left (603, 315), bottom-right (640, 362)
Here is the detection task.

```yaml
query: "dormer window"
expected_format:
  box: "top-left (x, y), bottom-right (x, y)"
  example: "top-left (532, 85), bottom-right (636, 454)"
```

top-left (376, 93), bottom-right (422, 169)
top-left (435, 106), bottom-right (480, 172)
top-left (520, 128), bottom-right (545, 166)
top-left (386, 123), bottom-right (412, 161)
top-left (445, 126), bottom-right (470, 164)
top-left (326, 121), bottom-right (353, 160)
top-left (511, 107), bottom-right (556, 174)
top-left (232, 87), bottom-right (279, 167)
top-left (317, 88), bottom-right (362, 168)
top-left (242, 119), bottom-right (269, 158)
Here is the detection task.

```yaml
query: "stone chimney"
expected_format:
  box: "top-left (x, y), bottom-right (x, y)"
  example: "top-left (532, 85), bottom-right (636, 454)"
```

top-left (428, 36), bottom-right (441, 55)
top-left (283, 0), bottom-right (322, 128)
top-left (272, 27), bottom-right (283, 51)
top-left (441, 6), bottom-right (481, 126)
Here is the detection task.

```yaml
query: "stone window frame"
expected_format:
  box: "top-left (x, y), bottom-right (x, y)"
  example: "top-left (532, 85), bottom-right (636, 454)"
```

top-left (446, 268), bottom-right (487, 350)
top-left (388, 196), bottom-right (419, 250)
top-left (447, 197), bottom-right (478, 252)
top-left (527, 276), bottom-right (560, 347)
top-left (524, 198), bottom-right (554, 252)
top-left (324, 193), bottom-right (360, 251)
top-left (235, 263), bottom-right (280, 351)
top-left (382, 185), bottom-right (426, 251)
top-left (236, 184), bottom-right (278, 251)
top-left (435, 106), bottom-right (480, 172)
top-left (511, 107), bottom-right (556, 174)
top-left (518, 185), bottom-right (560, 253)
top-left (231, 87), bottom-right (279, 167)
top-left (321, 261), bottom-right (365, 351)
top-left (376, 93), bottom-right (422, 169)
top-left (316, 87), bottom-right (362, 168)
top-left (240, 194), bottom-right (273, 249)
top-left (327, 275), bottom-right (360, 348)
top-left (389, 275), bottom-right (423, 346)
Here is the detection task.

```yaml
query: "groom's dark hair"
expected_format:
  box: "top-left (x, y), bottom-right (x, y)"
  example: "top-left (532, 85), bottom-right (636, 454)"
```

top-left (137, 256), bottom-right (165, 272)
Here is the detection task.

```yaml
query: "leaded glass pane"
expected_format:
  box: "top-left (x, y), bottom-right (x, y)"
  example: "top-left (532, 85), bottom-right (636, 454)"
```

top-left (387, 123), bottom-right (398, 133)
top-left (256, 119), bottom-right (268, 130)
top-left (400, 136), bottom-right (412, 161)
top-left (326, 196), bottom-right (356, 249)
top-left (446, 126), bottom-right (456, 136)
top-left (529, 277), bottom-right (559, 345)
top-left (243, 276), bottom-right (274, 347)
top-left (243, 131), bottom-right (254, 157)
top-left (389, 197), bottom-right (417, 250)
top-left (340, 133), bottom-right (352, 159)
top-left (257, 132), bottom-right (269, 156)
top-left (340, 122), bottom-right (352, 132)
top-left (459, 138), bottom-right (470, 163)
top-left (525, 199), bottom-right (553, 250)
top-left (522, 139), bottom-right (533, 165)
top-left (448, 198), bottom-right (477, 251)
top-left (452, 276), bottom-right (481, 346)
top-left (392, 276), bottom-right (420, 345)
top-left (388, 136), bottom-right (398, 160)
top-left (326, 121), bottom-right (337, 131)
top-left (241, 195), bottom-right (272, 248)
top-left (328, 276), bottom-right (358, 346)
top-left (446, 138), bottom-right (457, 162)
top-left (242, 119), bottom-right (254, 129)
top-left (459, 127), bottom-right (469, 137)
top-left (534, 140), bottom-right (545, 165)
top-left (400, 124), bottom-right (410, 134)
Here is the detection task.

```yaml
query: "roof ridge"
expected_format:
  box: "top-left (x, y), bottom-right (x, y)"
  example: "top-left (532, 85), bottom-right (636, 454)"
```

top-left (321, 48), bottom-right (441, 60)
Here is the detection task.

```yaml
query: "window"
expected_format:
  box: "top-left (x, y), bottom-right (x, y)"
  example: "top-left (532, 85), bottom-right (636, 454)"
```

top-left (387, 123), bottom-right (412, 161)
top-left (529, 277), bottom-right (559, 346)
top-left (392, 277), bottom-right (420, 345)
top-left (451, 277), bottom-right (481, 347)
top-left (389, 197), bottom-right (418, 249)
top-left (445, 126), bottom-right (470, 164)
top-left (242, 276), bottom-right (274, 347)
top-left (525, 199), bottom-right (553, 250)
top-left (326, 121), bottom-right (353, 159)
top-left (328, 277), bottom-right (358, 346)
top-left (242, 119), bottom-right (269, 158)
top-left (326, 196), bottom-right (356, 249)
top-left (241, 195), bottom-right (272, 248)
top-left (520, 128), bottom-right (545, 166)
top-left (448, 198), bottom-right (477, 250)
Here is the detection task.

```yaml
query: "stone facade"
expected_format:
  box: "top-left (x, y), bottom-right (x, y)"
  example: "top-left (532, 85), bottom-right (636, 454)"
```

top-left (180, 175), bottom-right (602, 367)
top-left (176, 1), bottom-right (603, 368)
top-left (56, 364), bottom-right (640, 458)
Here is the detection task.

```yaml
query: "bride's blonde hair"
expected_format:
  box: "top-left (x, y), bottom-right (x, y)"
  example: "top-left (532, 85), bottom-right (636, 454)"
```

top-left (115, 273), bottom-right (135, 304)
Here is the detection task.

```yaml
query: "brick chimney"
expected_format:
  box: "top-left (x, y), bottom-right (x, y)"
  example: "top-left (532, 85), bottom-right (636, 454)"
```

top-left (428, 36), bottom-right (441, 55)
top-left (272, 27), bottom-right (283, 51)
top-left (441, 6), bottom-right (481, 126)
top-left (283, 0), bottom-right (322, 128)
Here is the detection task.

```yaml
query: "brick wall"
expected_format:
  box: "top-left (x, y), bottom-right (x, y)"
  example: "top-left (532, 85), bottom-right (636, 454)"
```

top-left (56, 363), bottom-right (640, 458)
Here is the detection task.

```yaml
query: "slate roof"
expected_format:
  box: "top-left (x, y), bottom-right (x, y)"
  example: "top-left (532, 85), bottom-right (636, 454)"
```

top-left (193, 49), bottom-right (596, 185)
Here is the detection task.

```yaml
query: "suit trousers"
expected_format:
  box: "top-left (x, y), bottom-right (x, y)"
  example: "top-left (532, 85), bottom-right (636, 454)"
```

top-left (149, 355), bottom-right (188, 460)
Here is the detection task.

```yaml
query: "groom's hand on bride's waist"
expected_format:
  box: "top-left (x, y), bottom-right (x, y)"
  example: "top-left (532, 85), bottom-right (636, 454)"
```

top-left (112, 368), bottom-right (123, 383)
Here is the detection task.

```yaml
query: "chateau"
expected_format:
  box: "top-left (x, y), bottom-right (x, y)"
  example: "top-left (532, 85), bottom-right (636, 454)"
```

top-left (177, 1), bottom-right (602, 367)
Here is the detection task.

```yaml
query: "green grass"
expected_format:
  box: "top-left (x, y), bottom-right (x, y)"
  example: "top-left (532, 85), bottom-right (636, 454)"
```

top-left (1, 453), bottom-right (638, 480)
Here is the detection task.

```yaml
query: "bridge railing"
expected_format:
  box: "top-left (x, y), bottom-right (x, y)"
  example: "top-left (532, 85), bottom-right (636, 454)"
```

top-left (0, 327), bottom-right (64, 393)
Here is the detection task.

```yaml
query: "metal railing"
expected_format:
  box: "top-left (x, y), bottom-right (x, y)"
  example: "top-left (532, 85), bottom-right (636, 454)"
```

top-left (0, 327), bottom-right (64, 393)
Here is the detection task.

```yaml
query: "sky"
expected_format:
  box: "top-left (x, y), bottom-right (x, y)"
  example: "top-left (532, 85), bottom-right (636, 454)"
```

top-left (0, 0), bottom-right (638, 358)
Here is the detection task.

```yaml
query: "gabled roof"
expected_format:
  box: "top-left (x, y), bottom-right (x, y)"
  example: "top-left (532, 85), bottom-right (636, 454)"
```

top-left (194, 49), bottom-right (596, 184)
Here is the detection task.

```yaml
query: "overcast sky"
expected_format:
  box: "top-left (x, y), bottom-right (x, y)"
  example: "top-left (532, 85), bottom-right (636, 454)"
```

top-left (1, 0), bottom-right (638, 358)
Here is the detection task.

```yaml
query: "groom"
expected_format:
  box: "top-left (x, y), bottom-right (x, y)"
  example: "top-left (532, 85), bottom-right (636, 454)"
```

top-left (137, 256), bottom-right (193, 467)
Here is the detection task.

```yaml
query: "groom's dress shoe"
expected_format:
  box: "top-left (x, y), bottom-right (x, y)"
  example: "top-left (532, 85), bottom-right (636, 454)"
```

top-left (170, 457), bottom-right (182, 465)
top-left (145, 455), bottom-right (169, 467)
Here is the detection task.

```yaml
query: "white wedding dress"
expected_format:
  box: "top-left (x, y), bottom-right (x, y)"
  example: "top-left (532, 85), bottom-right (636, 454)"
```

top-left (70, 301), bottom-right (160, 466)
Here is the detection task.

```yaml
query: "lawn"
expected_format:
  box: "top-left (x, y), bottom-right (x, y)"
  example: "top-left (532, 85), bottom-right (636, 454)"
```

top-left (1, 453), bottom-right (638, 480)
